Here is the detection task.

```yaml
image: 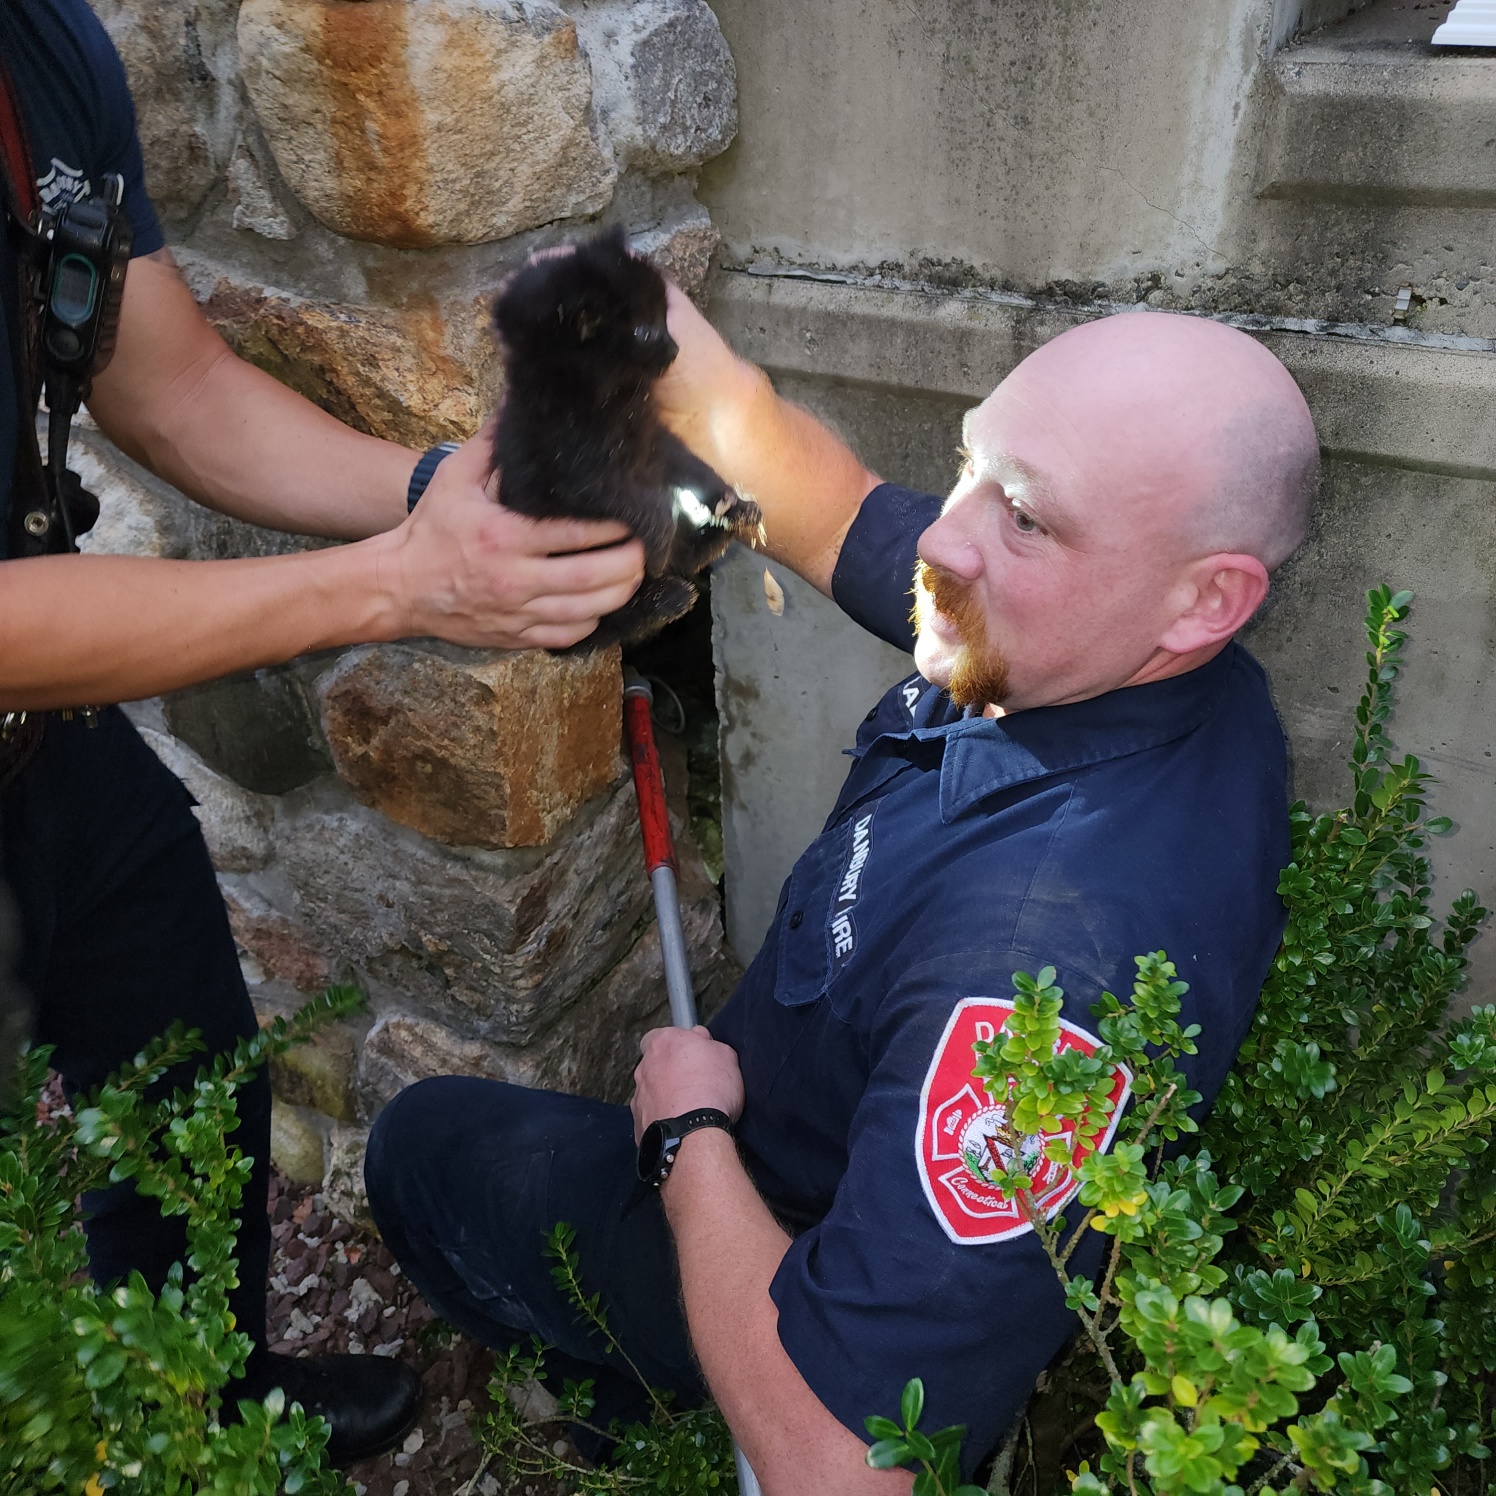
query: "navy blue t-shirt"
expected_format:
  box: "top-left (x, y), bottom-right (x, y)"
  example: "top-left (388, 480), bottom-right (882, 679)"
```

top-left (0, 0), bottom-right (163, 557)
top-left (710, 483), bottom-right (1291, 1473)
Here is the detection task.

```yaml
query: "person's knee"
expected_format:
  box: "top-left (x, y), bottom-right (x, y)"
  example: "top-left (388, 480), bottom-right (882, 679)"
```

top-left (365, 1076), bottom-right (458, 1213)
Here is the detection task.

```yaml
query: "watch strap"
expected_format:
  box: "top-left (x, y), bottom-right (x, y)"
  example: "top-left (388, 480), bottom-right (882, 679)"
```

top-left (638, 1107), bottom-right (734, 1187)
top-left (406, 441), bottom-right (460, 512)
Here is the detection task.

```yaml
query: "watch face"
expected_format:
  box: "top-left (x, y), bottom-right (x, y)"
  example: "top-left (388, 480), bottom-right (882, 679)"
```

top-left (637, 1120), bottom-right (668, 1182)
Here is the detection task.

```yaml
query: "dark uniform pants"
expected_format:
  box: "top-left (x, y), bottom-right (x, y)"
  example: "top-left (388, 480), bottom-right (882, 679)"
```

top-left (0, 708), bottom-right (271, 1358)
top-left (365, 1078), bottom-right (707, 1431)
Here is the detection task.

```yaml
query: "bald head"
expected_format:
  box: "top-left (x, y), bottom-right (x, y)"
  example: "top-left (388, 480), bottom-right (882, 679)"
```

top-left (994, 311), bottom-right (1318, 572)
top-left (917, 311), bottom-right (1321, 711)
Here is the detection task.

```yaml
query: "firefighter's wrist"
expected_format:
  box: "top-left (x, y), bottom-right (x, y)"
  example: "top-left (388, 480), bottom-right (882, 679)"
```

top-left (657, 1123), bottom-right (739, 1204)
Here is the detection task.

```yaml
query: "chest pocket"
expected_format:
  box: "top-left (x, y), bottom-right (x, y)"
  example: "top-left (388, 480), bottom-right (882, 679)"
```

top-left (773, 797), bottom-right (884, 1010)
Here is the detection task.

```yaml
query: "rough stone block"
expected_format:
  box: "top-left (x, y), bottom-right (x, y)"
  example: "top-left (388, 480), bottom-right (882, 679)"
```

top-left (271, 1099), bottom-right (328, 1186)
top-left (572, 0), bottom-right (738, 174)
top-left (358, 888), bottom-right (738, 1109)
top-left (225, 883), bottom-right (336, 993)
top-left (274, 775), bottom-right (653, 1045)
top-left (137, 728), bottom-right (274, 873)
top-left (318, 644), bottom-right (623, 850)
top-left (632, 210), bottom-right (722, 304)
top-left (251, 985), bottom-right (362, 1122)
top-left (163, 663), bottom-right (331, 797)
top-left (323, 1123), bottom-right (374, 1232)
top-left (72, 443), bottom-right (190, 560)
top-left (272, 1027), bottom-right (359, 1124)
top-left (226, 127), bottom-right (297, 241)
top-left (90, 0), bottom-right (240, 228)
top-left (238, 0), bottom-right (615, 248)
top-left (189, 262), bottom-right (497, 449)
top-left (525, 889), bottom-right (740, 1099)
top-left (358, 1011), bottom-right (514, 1107)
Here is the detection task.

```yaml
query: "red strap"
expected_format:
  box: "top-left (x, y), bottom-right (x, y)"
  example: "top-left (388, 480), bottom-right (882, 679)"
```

top-left (623, 691), bottom-right (678, 875)
top-left (0, 57), bottom-right (36, 219)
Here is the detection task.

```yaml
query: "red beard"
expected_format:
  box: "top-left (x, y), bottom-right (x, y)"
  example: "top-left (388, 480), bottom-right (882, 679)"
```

top-left (915, 559), bottom-right (1010, 709)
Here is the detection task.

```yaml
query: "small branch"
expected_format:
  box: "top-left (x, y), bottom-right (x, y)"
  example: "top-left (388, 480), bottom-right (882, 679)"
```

top-left (1130, 1083), bottom-right (1178, 1153)
top-left (985, 1414), bottom-right (1024, 1496)
top-left (1245, 1452), bottom-right (1296, 1495)
top-left (455, 1453), bottom-right (492, 1496)
top-left (1097, 1231), bottom-right (1126, 1314)
top-left (1057, 1207), bottom-right (1100, 1267)
top-left (1021, 1184), bottom-right (1122, 1384)
top-left (552, 1245), bottom-right (671, 1422)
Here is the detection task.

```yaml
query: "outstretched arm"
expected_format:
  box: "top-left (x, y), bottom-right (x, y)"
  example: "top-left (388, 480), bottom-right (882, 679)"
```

top-left (0, 435), bottom-right (644, 710)
top-left (85, 252), bottom-right (416, 539)
top-left (657, 284), bottom-right (881, 597)
top-left (2, 251), bottom-right (647, 709)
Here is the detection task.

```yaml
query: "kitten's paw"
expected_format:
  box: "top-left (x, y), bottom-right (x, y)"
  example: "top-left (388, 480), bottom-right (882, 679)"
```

top-left (646, 574), bottom-right (699, 626)
top-left (556, 574), bottom-right (699, 654)
top-left (717, 492), bottom-right (766, 548)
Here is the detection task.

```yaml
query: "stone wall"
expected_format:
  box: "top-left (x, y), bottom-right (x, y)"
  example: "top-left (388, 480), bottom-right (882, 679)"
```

top-left (81, 0), bottom-right (741, 1216)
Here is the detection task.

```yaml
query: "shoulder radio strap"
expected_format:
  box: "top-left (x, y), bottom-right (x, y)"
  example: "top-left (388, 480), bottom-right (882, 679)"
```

top-left (0, 54), bottom-right (56, 560)
top-left (0, 57), bottom-right (37, 222)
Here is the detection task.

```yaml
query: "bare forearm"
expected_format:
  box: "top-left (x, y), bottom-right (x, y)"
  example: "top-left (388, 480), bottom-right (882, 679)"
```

top-left (710, 369), bottom-right (880, 593)
top-left (663, 1132), bottom-right (909, 1496)
top-left (661, 289), bottom-right (880, 594)
top-left (85, 256), bottom-right (415, 540)
top-left (109, 349), bottom-right (416, 539)
top-left (0, 434), bottom-right (651, 709)
top-left (0, 542), bottom-right (395, 710)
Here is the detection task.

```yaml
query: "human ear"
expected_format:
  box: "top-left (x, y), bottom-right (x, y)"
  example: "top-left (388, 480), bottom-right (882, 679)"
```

top-left (1158, 555), bottom-right (1270, 654)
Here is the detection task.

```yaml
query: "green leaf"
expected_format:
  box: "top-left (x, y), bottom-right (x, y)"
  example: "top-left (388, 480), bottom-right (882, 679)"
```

top-left (866, 1438), bottom-right (911, 1470)
top-left (900, 1376), bottom-right (925, 1432)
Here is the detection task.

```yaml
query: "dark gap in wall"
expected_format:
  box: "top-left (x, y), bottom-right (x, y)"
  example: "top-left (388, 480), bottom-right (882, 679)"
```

top-left (621, 573), bottom-right (724, 898)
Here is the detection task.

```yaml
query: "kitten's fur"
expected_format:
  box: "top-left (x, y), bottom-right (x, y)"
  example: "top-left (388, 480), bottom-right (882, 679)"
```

top-left (491, 227), bottom-right (762, 651)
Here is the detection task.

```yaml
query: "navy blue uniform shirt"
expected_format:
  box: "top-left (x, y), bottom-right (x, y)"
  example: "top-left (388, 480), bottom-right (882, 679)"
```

top-left (710, 483), bottom-right (1290, 1472)
top-left (0, 0), bottom-right (164, 556)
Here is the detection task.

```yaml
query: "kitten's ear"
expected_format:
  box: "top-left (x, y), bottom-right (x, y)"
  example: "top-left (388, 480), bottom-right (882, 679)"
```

top-left (594, 223), bottom-right (630, 257)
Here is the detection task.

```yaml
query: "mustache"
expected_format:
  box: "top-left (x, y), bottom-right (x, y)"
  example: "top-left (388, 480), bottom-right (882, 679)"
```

top-left (913, 558), bottom-right (1010, 708)
top-left (913, 559), bottom-right (986, 642)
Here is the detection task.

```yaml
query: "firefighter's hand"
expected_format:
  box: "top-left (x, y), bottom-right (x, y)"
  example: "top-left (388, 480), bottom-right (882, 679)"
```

top-left (631, 1026), bottom-right (745, 1143)
top-left (380, 430), bottom-right (646, 652)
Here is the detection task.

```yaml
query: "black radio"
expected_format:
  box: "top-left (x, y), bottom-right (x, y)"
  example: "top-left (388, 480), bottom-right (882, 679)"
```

top-left (39, 172), bottom-right (130, 389)
top-left (17, 171), bottom-right (132, 551)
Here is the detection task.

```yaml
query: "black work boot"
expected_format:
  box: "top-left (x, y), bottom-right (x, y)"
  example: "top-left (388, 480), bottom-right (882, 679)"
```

top-left (229, 1352), bottom-right (424, 1465)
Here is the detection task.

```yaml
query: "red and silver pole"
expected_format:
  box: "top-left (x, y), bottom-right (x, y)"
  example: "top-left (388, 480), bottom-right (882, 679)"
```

top-left (622, 673), bottom-right (698, 1031)
top-left (620, 670), bottom-right (764, 1496)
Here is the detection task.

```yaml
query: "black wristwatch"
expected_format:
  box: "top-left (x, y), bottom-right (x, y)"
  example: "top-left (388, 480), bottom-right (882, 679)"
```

top-left (636, 1108), bottom-right (735, 1187)
top-left (406, 442), bottom-right (460, 512)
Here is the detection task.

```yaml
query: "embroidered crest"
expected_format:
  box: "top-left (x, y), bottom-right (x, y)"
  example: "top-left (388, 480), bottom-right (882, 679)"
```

top-left (36, 158), bottom-right (90, 210)
top-left (916, 997), bottom-right (1132, 1245)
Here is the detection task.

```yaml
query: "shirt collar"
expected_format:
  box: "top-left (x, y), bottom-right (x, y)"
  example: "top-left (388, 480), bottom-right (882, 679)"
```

top-left (916, 643), bottom-right (1240, 823)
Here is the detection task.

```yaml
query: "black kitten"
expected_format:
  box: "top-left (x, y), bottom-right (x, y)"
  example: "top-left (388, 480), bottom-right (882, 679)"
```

top-left (491, 226), bottom-right (762, 652)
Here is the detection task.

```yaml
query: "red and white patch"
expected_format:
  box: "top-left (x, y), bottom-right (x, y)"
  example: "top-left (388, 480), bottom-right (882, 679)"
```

top-left (916, 998), bottom-right (1132, 1246)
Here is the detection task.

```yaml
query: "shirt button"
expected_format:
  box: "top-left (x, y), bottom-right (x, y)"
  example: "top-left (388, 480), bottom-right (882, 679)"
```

top-left (864, 707), bottom-right (877, 722)
top-left (788, 910), bottom-right (804, 929)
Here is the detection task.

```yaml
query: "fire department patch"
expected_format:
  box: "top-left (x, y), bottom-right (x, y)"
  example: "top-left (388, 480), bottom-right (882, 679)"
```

top-left (916, 997), bottom-right (1132, 1246)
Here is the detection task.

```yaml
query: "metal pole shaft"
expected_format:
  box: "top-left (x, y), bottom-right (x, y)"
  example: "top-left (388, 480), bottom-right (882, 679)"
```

top-left (622, 673), bottom-right (764, 1496)
top-left (650, 864), bottom-right (698, 1030)
top-left (735, 1443), bottom-right (764, 1496)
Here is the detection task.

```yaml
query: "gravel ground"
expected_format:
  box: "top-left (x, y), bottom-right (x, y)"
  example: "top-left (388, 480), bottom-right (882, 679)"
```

top-left (39, 1072), bottom-right (561, 1495)
top-left (265, 1166), bottom-right (505, 1496)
